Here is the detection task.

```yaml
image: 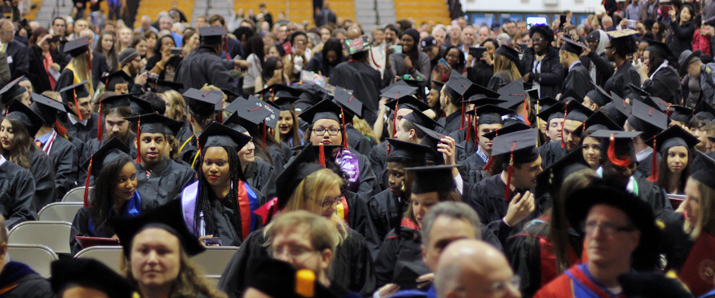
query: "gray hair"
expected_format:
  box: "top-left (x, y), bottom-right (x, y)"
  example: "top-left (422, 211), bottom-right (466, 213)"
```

top-left (431, 27), bottom-right (445, 36)
top-left (421, 202), bottom-right (481, 245)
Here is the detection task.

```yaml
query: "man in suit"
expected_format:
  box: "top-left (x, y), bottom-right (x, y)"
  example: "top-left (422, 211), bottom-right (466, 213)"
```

top-left (78, 29), bottom-right (109, 90)
top-left (0, 19), bottom-right (28, 78)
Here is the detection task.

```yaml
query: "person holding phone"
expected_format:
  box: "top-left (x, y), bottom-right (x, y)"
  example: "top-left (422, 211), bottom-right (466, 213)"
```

top-left (385, 29), bottom-right (431, 83)
top-left (521, 24), bottom-right (564, 99)
top-left (283, 31), bottom-right (312, 82)
top-left (431, 45), bottom-right (466, 83)
top-left (146, 35), bottom-right (181, 81)
top-left (467, 38), bottom-right (497, 87)
top-left (28, 27), bottom-right (68, 92)
top-left (255, 57), bottom-right (289, 92)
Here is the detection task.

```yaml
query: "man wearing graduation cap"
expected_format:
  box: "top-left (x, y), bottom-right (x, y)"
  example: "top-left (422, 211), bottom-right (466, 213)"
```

top-left (458, 104), bottom-right (513, 187)
top-left (30, 93), bottom-right (80, 200)
top-left (582, 86), bottom-right (611, 112)
top-left (178, 88), bottom-right (222, 167)
top-left (175, 26), bottom-right (240, 95)
top-left (103, 70), bottom-right (132, 94)
top-left (539, 100), bottom-right (594, 169)
top-left (465, 129), bottom-right (544, 245)
top-left (603, 30), bottom-right (642, 98)
top-left (536, 98), bottom-right (565, 143)
top-left (125, 113), bottom-right (196, 210)
top-left (680, 49), bottom-right (715, 106)
top-left (559, 37), bottom-right (595, 100)
top-left (438, 70), bottom-right (473, 135)
top-left (329, 35), bottom-right (383, 125)
top-left (624, 100), bottom-right (667, 179)
top-left (56, 81), bottom-right (101, 143)
top-left (498, 79), bottom-right (534, 126)
top-left (0, 215), bottom-right (53, 298)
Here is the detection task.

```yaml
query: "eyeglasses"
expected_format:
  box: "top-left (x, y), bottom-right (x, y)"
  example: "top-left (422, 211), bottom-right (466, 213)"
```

top-left (312, 128), bottom-right (341, 136)
top-left (582, 221), bottom-right (636, 236)
top-left (532, 38), bottom-right (544, 42)
top-left (269, 245), bottom-right (318, 261)
top-left (486, 276), bottom-right (520, 294)
top-left (319, 196), bottom-right (343, 207)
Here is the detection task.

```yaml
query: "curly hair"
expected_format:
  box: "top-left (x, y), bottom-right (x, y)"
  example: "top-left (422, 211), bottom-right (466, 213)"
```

top-left (90, 153), bottom-right (133, 236)
top-left (529, 24), bottom-right (555, 44)
top-left (163, 90), bottom-right (188, 122)
top-left (611, 35), bottom-right (638, 58)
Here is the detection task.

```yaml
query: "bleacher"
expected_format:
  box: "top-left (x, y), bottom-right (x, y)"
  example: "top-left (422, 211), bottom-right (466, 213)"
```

top-left (394, 0), bottom-right (450, 26)
top-left (135, 0), bottom-right (194, 29)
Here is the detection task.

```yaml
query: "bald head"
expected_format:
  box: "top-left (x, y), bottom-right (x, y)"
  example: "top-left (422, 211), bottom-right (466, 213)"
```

top-left (435, 240), bottom-right (521, 298)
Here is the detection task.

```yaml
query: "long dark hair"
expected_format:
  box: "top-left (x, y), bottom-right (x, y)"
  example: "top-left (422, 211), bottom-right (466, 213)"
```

top-left (443, 45), bottom-right (466, 71)
top-left (231, 124), bottom-right (273, 166)
top-left (195, 146), bottom-right (244, 238)
top-left (657, 147), bottom-right (691, 194)
top-left (153, 35), bottom-right (176, 57)
top-left (244, 36), bottom-right (265, 70)
top-left (90, 153), bottom-right (134, 236)
top-left (646, 49), bottom-right (667, 76)
top-left (29, 27), bottom-right (49, 47)
top-left (2, 117), bottom-right (36, 169)
top-left (321, 38), bottom-right (344, 77)
top-left (261, 57), bottom-right (284, 83)
top-left (277, 109), bottom-right (302, 148)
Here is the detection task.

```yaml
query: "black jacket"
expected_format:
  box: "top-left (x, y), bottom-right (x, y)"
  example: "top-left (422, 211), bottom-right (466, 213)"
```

top-left (521, 47), bottom-right (564, 98)
top-left (579, 51), bottom-right (613, 88)
top-left (0, 262), bottom-right (53, 298)
top-left (4, 40), bottom-right (29, 77)
top-left (175, 47), bottom-right (239, 94)
top-left (643, 65), bottom-right (682, 104)
top-left (0, 160), bottom-right (36, 229)
top-left (666, 20), bottom-right (695, 61)
top-left (91, 51), bottom-right (109, 90)
top-left (28, 45), bottom-right (69, 93)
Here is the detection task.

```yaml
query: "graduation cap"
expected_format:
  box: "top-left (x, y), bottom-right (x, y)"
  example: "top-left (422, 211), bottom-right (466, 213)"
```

top-left (333, 86), bottom-right (362, 119)
top-left (386, 139), bottom-right (435, 165)
top-left (536, 101), bottom-right (566, 123)
top-left (198, 122), bottom-right (253, 152)
top-left (59, 81), bottom-right (90, 121)
top-left (299, 70), bottom-right (328, 87)
top-left (644, 125), bottom-right (699, 181)
top-left (497, 79), bottom-right (532, 125)
top-left (646, 39), bottom-right (676, 61)
top-left (262, 101), bottom-right (280, 129)
top-left (445, 70), bottom-right (473, 100)
top-left (146, 78), bottom-right (183, 93)
top-left (343, 35), bottom-right (371, 55)
top-left (380, 80), bottom-right (418, 99)
top-left (199, 26), bottom-right (227, 44)
top-left (299, 99), bottom-right (351, 149)
top-left (246, 258), bottom-right (337, 298)
top-left (81, 137), bottom-right (131, 206)
top-left (607, 29), bottom-right (638, 39)
top-left (641, 96), bottom-right (671, 113)
top-left (492, 129), bottom-right (539, 199)
top-left (128, 97), bottom-right (155, 115)
top-left (431, 81), bottom-right (445, 91)
top-left (533, 97), bottom-right (559, 110)
top-left (0, 76), bottom-right (23, 104)
top-left (184, 88), bottom-right (222, 118)
top-left (63, 36), bottom-right (91, 57)
top-left (565, 99), bottom-right (594, 123)
top-left (405, 165), bottom-right (460, 194)
top-left (669, 105), bottom-right (692, 124)
top-left (585, 86), bottom-right (612, 107)
top-left (220, 88), bottom-right (240, 102)
top-left (224, 99), bottom-right (273, 134)
top-left (5, 100), bottom-right (44, 136)
top-left (561, 88), bottom-right (584, 104)
top-left (385, 95), bottom-right (430, 112)
top-left (494, 45), bottom-right (522, 71)
top-left (31, 92), bottom-right (66, 123)
top-left (275, 144), bottom-right (328, 208)
top-left (269, 96), bottom-right (298, 111)
top-left (467, 104), bottom-right (512, 125)
top-left (589, 130), bottom-right (641, 169)
top-left (125, 113), bottom-right (183, 136)
top-left (626, 100), bottom-right (668, 140)
top-left (263, 84), bottom-right (304, 100)
top-left (604, 92), bottom-right (632, 127)
top-left (580, 110), bottom-right (623, 135)
top-left (692, 151), bottom-right (715, 191)
top-left (561, 36), bottom-right (588, 55)
top-left (535, 147), bottom-right (589, 198)
top-left (482, 122), bottom-right (531, 140)
top-left (113, 199), bottom-right (206, 258)
top-left (50, 258), bottom-right (136, 298)
top-left (526, 88), bottom-right (539, 102)
top-left (103, 71), bottom-right (132, 92)
top-left (692, 100), bottom-right (715, 121)
top-left (402, 107), bottom-right (441, 131)
top-left (413, 122), bottom-right (464, 165)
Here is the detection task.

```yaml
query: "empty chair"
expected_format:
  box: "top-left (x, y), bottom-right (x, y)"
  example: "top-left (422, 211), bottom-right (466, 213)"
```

top-left (75, 246), bottom-right (123, 273)
top-left (7, 244), bottom-right (58, 278)
top-left (8, 221), bottom-right (72, 254)
top-left (62, 186), bottom-right (93, 203)
top-left (37, 202), bottom-right (83, 222)
top-left (191, 246), bottom-right (239, 277)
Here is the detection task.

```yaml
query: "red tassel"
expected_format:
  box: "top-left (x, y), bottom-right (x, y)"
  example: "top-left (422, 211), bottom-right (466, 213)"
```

top-left (392, 98), bottom-right (399, 138)
top-left (55, 121), bottom-right (68, 137)
top-left (341, 107), bottom-right (349, 150)
top-left (97, 103), bottom-right (103, 141)
top-left (369, 50), bottom-right (381, 68)
top-left (225, 37), bottom-right (230, 61)
top-left (483, 156), bottom-right (494, 171)
top-left (262, 121), bottom-right (267, 146)
top-left (84, 157), bottom-right (93, 207)
top-left (318, 143), bottom-right (326, 167)
top-left (608, 133), bottom-right (631, 168)
top-left (87, 50), bottom-right (92, 71)
top-left (135, 115), bottom-right (141, 164)
top-left (217, 109), bottom-right (223, 123)
top-left (74, 90), bottom-right (83, 121)
top-left (466, 115), bottom-right (472, 142)
top-left (648, 139), bottom-right (658, 182)
top-left (561, 107), bottom-right (567, 148)
top-left (460, 102), bottom-right (465, 130)
top-left (503, 142), bottom-right (516, 201)
top-left (522, 99), bottom-right (531, 125)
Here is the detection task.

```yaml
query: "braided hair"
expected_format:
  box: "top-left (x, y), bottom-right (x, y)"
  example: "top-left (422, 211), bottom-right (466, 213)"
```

top-left (194, 146), bottom-right (245, 239)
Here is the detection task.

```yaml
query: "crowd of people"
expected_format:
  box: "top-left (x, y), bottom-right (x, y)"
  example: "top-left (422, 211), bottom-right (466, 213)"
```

top-left (2, 0), bottom-right (715, 297)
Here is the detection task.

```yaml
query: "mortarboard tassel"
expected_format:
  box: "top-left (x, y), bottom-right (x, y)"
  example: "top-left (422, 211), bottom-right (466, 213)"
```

top-left (54, 121), bottom-right (68, 137)
top-left (225, 36), bottom-right (230, 61)
top-left (84, 156), bottom-right (93, 207)
top-left (504, 142), bottom-right (516, 201)
top-left (262, 120), bottom-right (267, 146)
top-left (608, 133), bottom-right (631, 168)
top-left (318, 143), bottom-right (326, 167)
top-left (392, 97), bottom-right (399, 138)
top-left (460, 102), bottom-right (465, 130)
top-left (136, 115), bottom-right (141, 163)
top-left (341, 107), bottom-right (349, 150)
top-left (648, 138), bottom-right (659, 182)
top-left (369, 50), bottom-right (381, 68)
top-left (522, 99), bottom-right (531, 126)
top-left (73, 89), bottom-right (83, 121)
top-left (560, 106), bottom-right (567, 149)
top-left (97, 103), bottom-right (103, 141)
top-left (466, 114), bottom-right (472, 142)
top-left (483, 156), bottom-right (494, 172)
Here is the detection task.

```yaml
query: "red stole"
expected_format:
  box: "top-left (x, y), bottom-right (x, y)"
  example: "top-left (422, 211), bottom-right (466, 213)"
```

top-left (237, 180), bottom-right (251, 241)
top-left (679, 232), bottom-right (715, 297)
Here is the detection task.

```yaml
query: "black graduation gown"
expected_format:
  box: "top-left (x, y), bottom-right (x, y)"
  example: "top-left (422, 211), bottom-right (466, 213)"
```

top-left (178, 134), bottom-right (199, 168)
top-left (539, 140), bottom-right (568, 170)
top-left (633, 176), bottom-right (673, 219)
top-left (351, 150), bottom-right (377, 202)
top-left (329, 61), bottom-right (383, 123)
top-left (561, 62), bottom-right (594, 99)
top-left (44, 135), bottom-right (78, 201)
top-left (244, 160), bottom-right (277, 201)
top-left (659, 212), bottom-right (694, 273)
top-left (176, 123), bottom-right (194, 145)
top-left (448, 127), bottom-right (475, 163)
top-left (174, 46), bottom-right (239, 94)
top-left (28, 149), bottom-right (55, 211)
top-left (367, 189), bottom-right (403, 242)
top-left (344, 190), bottom-right (382, 259)
top-left (633, 151), bottom-right (662, 180)
top-left (505, 219), bottom-right (583, 298)
top-left (69, 207), bottom-right (117, 255)
top-left (603, 62), bottom-right (641, 97)
top-left (368, 141), bottom-right (389, 193)
top-left (57, 112), bottom-right (100, 144)
top-left (0, 262), bottom-right (53, 298)
top-left (487, 71), bottom-right (513, 91)
top-left (346, 125), bottom-right (373, 156)
top-left (435, 109), bottom-right (463, 135)
top-left (458, 152), bottom-right (490, 189)
top-left (375, 225), bottom-right (430, 289)
top-left (691, 151), bottom-right (715, 173)
top-left (54, 68), bottom-right (78, 93)
top-left (642, 66), bottom-right (682, 105)
top-left (266, 142), bottom-right (287, 173)
top-left (0, 160), bottom-right (36, 229)
top-left (217, 227), bottom-right (377, 298)
top-left (80, 136), bottom-right (137, 186)
top-left (135, 157), bottom-right (196, 210)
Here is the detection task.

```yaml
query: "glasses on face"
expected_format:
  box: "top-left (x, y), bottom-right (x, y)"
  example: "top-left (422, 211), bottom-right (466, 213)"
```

top-left (319, 196), bottom-right (343, 208)
top-left (269, 245), bottom-right (317, 261)
top-left (582, 221), bottom-right (635, 236)
top-left (532, 38), bottom-right (544, 43)
top-left (312, 128), bottom-right (341, 136)
top-left (486, 276), bottom-right (520, 294)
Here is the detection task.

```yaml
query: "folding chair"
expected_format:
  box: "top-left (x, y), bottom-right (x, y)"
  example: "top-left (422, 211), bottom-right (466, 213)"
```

top-left (75, 246), bottom-right (124, 273)
top-left (61, 186), bottom-right (93, 203)
top-left (7, 244), bottom-right (58, 278)
top-left (8, 221), bottom-right (72, 254)
top-left (37, 202), bottom-right (83, 222)
top-left (191, 246), bottom-right (239, 277)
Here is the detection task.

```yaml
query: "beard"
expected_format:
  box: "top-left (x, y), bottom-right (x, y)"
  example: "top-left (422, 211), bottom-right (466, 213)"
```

top-left (106, 129), bottom-right (133, 145)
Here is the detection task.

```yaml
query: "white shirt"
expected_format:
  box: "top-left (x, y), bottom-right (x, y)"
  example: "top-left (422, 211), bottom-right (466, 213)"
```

top-left (568, 60), bottom-right (581, 72)
top-left (636, 146), bottom-right (654, 163)
top-left (67, 112), bottom-right (88, 126)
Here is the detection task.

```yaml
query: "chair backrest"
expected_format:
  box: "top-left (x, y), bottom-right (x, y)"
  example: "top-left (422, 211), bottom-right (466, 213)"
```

top-left (191, 246), bottom-right (239, 277)
top-left (7, 244), bottom-right (58, 278)
top-left (62, 187), bottom-right (93, 203)
top-left (75, 246), bottom-right (124, 274)
top-left (8, 221), bottom-right (72, 254)
top-left (37, 202), bottom-right (83, 222)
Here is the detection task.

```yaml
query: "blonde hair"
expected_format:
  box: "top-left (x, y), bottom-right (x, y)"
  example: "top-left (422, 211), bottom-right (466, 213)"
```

top-left (282, 169), bottom-right (348, 239)
top-left (352, 117), bottom-right (379, 144)
top-left (164, 90), bottom-right (188, 122)
top-left (493, 53), bottom-right (522, 82)
top-left (71, 52), bottom-right (94, 93)
top-left (41, 91), bottom-right (61, 101)
top-left (264, 210), bottom-right (341, 254)
top-left (685, 178), bottom-right (715, 240)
